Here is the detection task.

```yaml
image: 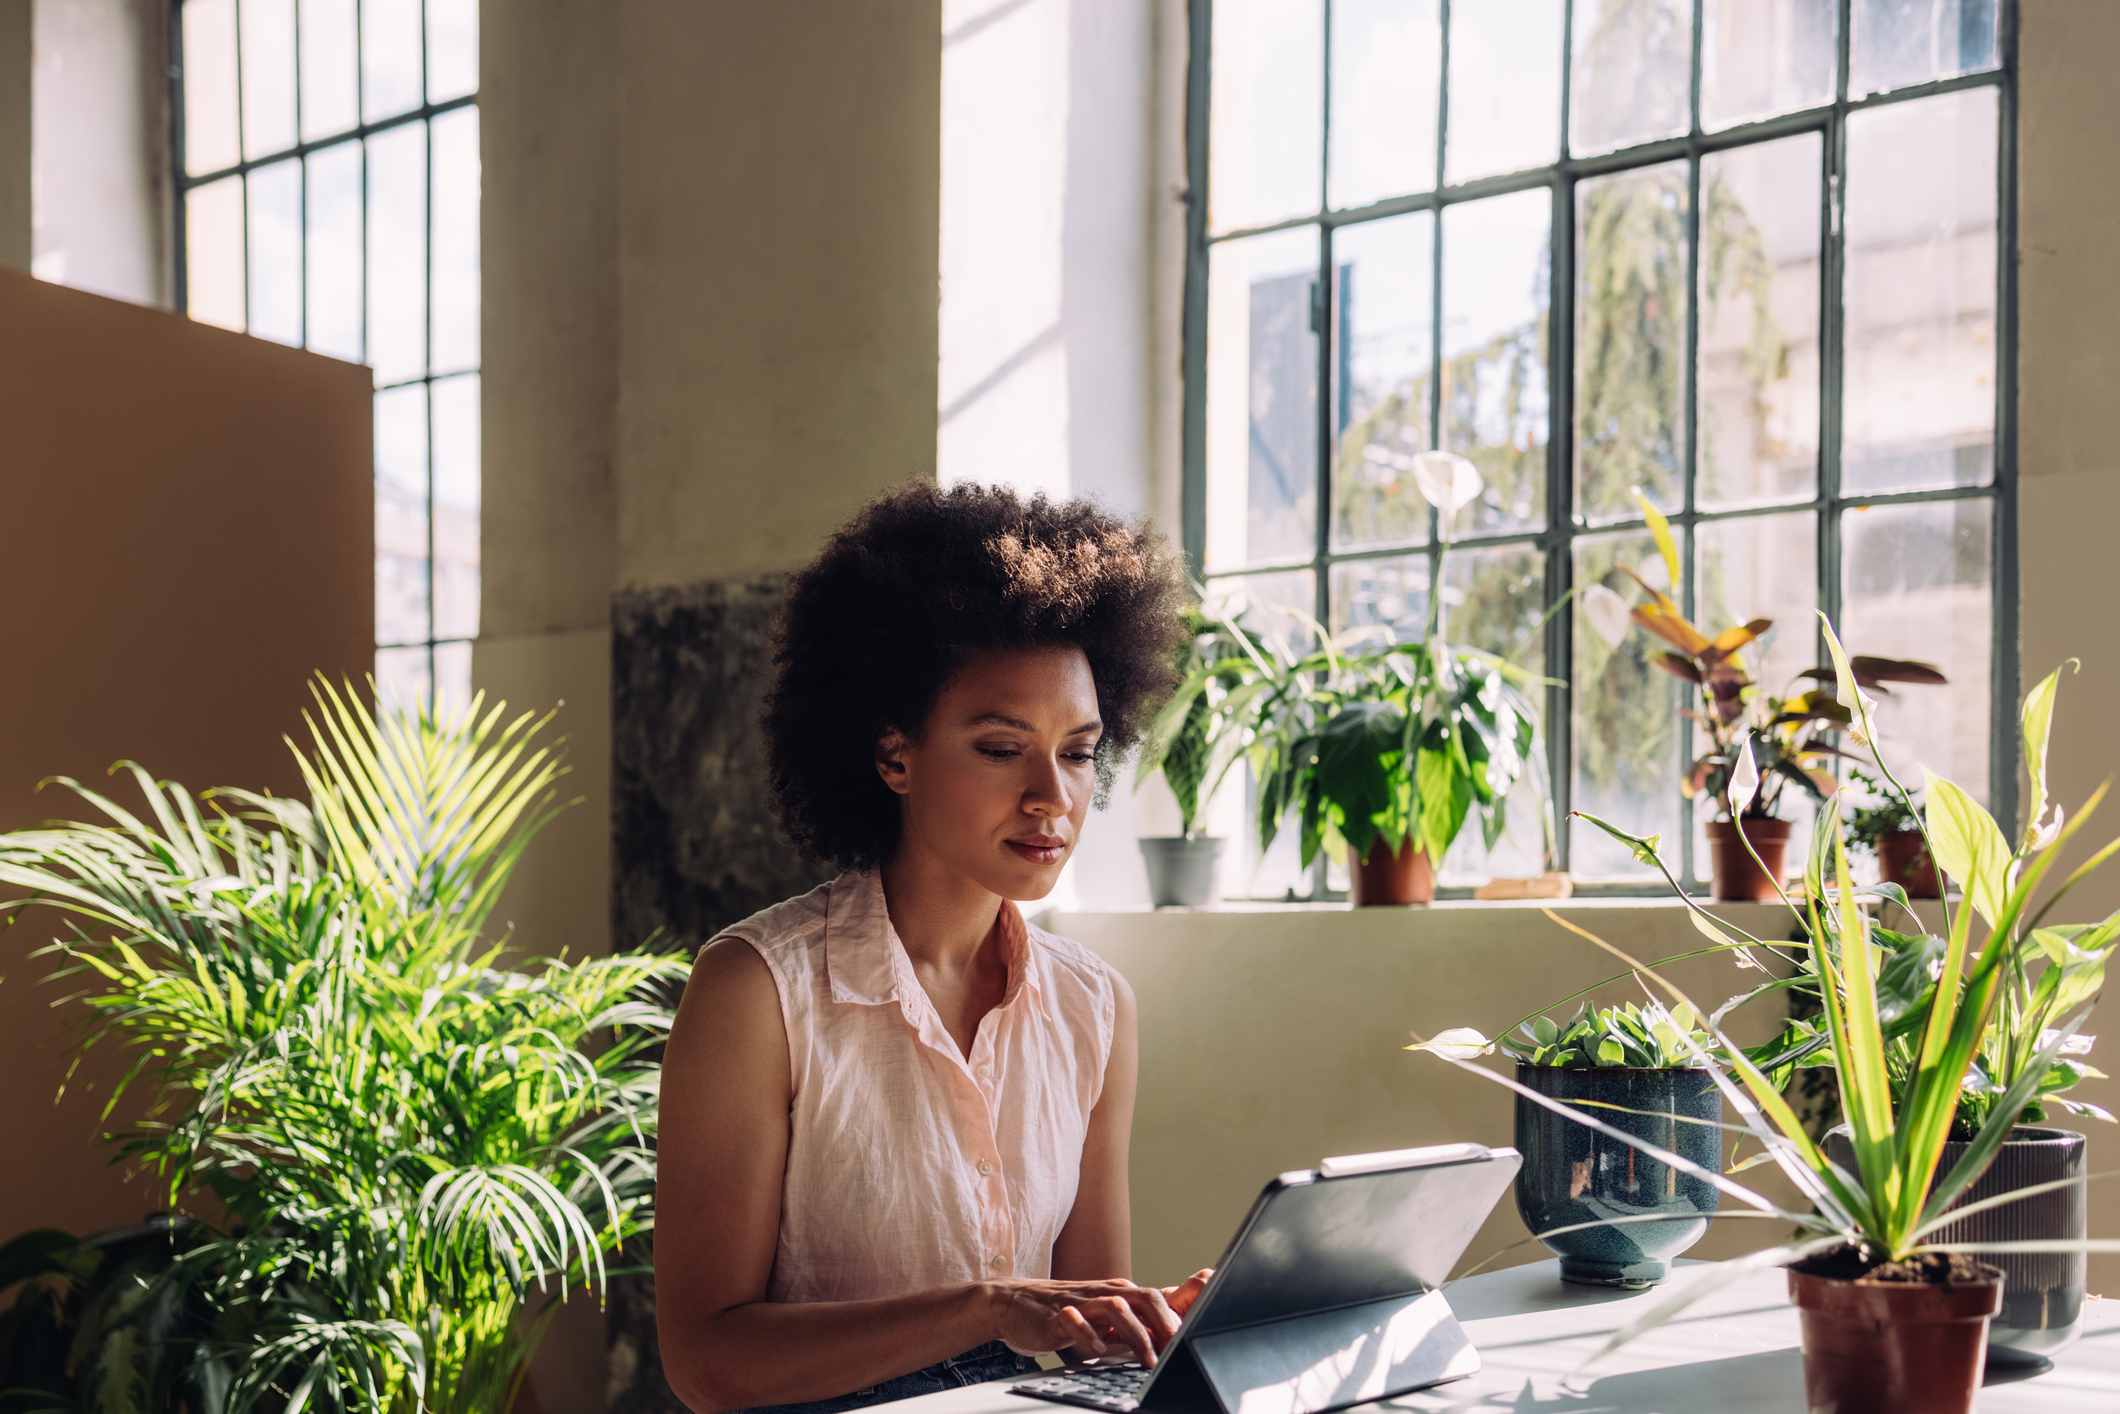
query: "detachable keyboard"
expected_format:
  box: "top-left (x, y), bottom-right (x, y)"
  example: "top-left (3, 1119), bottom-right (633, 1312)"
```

top-left (1009, 1360), bottom-right (1154, 1412)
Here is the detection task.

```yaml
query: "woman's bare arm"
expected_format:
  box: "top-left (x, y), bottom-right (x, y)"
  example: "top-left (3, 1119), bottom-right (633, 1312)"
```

top-left (1050, 969), bottom-right (1140, 1283)
top-left (654, 938), bottom-right (1004, 1412)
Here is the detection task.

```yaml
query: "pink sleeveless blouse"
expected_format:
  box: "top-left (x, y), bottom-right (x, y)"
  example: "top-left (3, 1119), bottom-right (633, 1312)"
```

top-left (714, 869), bottom-right (1119, 1307)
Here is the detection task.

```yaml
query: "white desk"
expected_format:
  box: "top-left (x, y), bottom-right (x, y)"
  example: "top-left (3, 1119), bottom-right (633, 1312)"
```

top-left (887, 1262), bottom-right (2120, 1413)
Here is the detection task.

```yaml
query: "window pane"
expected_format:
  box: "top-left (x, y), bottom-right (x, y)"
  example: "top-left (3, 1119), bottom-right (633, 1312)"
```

top-left (432, 374), bottom-right (481, 640)
top-left (375, 384), bottom-right (430, 648)
top-left (1575, 161), bottom-right (1690, 520)
top-left (1702, 0), bottom-right (1837, 131)
top-left (362, 0), bottom-right (425, 122)
top-left (184, 177), bottom-right (246, 332)
top-left (374, 646), bottom-right (432, 718)
top-left (427, 0), bottom-right (479, 104)
top-left (1201, 571), bottom-right (1317, 901)
top-left (1329, 0), bottom-right (1439, 210)
top-left (1331, 213), bottom-right (1432, 551)
top-left (1206, 228), bottom-right (1318, 570)
top-left (239, 0), bottom-right (296, 158)
top-left (367, 122), bottom-right (429, 385)
top-left (1691, 512), bottom-right (1818, 881)
top-left (1445, 0), bottom-right (1562, 184)
top-left (1436, 542), bottom-right (1549, 884)
top-left (1330, 553), bottom-right (1430, 649)
top-left (246, 160), bottom-right (303, 346)
top-left (431, 107), bottom-right (481, 372)
top-left (1839, 498), bottom-right (1991, 807)
top-left (300, 0), bottom-right (359, 140)
top-left (1851, 0), bottom-right (1998, 98)
top-left (1570, 0), bottom-right (1693, 157)
top-left (1210, 0), bottom-right (1322, 232)
top-left (1842, 88), bottom-right (1997, 495)
top-left (181, 0), bottom-right (240, 175)
top-left (1698, 135), bottom-right (1821, 509)
top-left (306, 141), bottom-right (364, 362)
top-left (1572, 531), bottom-right (1678, 878)
top-left (435, 642), bottom-right (473, 719)
top-left (1442, 189), bottom-right (1550, 535)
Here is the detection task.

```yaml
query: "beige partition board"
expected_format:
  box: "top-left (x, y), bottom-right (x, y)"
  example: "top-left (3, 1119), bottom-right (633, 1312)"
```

top-left (0, 267), bottom-right (373, 1238)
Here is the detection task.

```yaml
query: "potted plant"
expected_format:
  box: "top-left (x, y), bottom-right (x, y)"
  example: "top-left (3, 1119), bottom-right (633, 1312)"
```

top-left (1410, 618), bottom-right (2116, 1412)
top-left (1177, 453), bottom-right (1549, 905)
top-left (1844, 766), bottom-right (1943, 897)
top-left (1133, 599), bottom-right (1241, 907)
top-left (1490, 1001), bottom-right (1723, 1288)
top-left (1750, 661), bottom-right (2110, 1363)
top-left (0, 677), bottom-right (686, 1412)
top-left (1620, 498), bottom-right (1945, 901)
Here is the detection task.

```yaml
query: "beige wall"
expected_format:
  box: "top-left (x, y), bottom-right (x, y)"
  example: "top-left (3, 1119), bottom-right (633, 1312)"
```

top-left (0, 267), bottom-right (373, 1241)
top-left (30, 0), bottom-right (165, 305)
top-left (2020, 0), bottom-right (2120, 1292)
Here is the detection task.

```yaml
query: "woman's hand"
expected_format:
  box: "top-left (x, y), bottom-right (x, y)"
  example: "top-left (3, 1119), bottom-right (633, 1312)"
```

top-left (991, 1276), bottom-right (1188, 1367)
top-left (1158, 1267), bottom-right (1214, 1320)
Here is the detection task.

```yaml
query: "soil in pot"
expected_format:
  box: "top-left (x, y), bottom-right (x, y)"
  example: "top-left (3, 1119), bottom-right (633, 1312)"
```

top-left (1827, 1125), bottom-right (2087, 1363)
top-left (1348, 838), bottom-right (1433, 906)
top-left (1703, 816), bottom-right (1791, 902)
top-left (1877, 828), bottom-right (1943, 898)
top-left (1787, 1247), bottom-right (2002, 1414)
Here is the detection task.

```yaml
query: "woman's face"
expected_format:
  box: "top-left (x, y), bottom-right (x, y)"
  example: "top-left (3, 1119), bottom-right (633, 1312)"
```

top-left (878, 644), bottom-right (1100, 901)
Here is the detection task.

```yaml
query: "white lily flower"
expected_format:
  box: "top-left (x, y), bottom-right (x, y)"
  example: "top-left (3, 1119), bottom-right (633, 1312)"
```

top-left (1406, 1027), bottom-right (1495, 1060)
top-left (2028, 803), bottom-right (2066, 852)
top-left (1725, 736), bottom-right (1761, 817)
top-left (1412, 450), bottom-right (1483, 526)
top-left (2039, 1030), bottom-right (2096, 1058)
top-left (1581, 583), bottom-right (1632, 650)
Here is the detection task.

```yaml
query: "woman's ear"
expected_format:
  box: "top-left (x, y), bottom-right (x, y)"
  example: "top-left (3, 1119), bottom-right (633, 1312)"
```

top-left (875, 727), bottom-right (913, 797)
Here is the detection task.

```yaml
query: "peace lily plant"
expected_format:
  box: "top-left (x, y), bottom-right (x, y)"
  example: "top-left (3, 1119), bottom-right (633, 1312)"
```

top-left (1409, 617), bottom-right (2119, 1409)
top-left (1155, 451), bottom-right (1550, 904)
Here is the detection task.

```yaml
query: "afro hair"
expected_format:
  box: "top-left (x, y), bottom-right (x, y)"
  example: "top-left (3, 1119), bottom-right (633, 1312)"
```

top-left (764, 481), bottom-right (1190, 870)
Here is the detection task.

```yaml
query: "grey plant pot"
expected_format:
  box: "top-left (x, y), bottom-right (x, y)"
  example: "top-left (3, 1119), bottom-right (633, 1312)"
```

top-left (1827, 1125), bottom-right (2087, 1364)
top-left (1138, 836), bottom-right (1223, 908)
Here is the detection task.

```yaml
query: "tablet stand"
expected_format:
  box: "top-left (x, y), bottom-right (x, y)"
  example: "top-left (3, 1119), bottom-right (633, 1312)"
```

top-left (1145, 1289), bottom-right (1478, 1413)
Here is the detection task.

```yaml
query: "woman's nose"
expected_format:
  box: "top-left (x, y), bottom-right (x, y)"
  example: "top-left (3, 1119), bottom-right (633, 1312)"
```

top-left (1023, 755), bottom-right (1072, 815)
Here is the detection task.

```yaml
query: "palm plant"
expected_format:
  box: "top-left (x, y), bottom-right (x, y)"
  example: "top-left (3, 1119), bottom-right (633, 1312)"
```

top-left (1409, 616), bottom-right (2120, 1366)
top-left (0, 677), bottom-right (688, 1413)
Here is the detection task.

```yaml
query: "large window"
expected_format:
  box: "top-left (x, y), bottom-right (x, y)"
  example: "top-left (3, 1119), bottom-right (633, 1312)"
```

top-left (172, 0), bottom-right (480, 714)
top-left (1184, 0), bottom-right (2014, 896)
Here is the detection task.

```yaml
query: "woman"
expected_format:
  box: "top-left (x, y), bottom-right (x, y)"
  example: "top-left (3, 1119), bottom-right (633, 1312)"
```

top-left (656, 483), bottom-right (1216, 1414)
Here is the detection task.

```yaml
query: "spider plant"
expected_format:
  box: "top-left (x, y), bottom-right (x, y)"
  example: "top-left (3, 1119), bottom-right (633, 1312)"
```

top-left (0, 676), bottom-right (688, 1413)
top-left (1408, 616), bottom-right (2120, 1365)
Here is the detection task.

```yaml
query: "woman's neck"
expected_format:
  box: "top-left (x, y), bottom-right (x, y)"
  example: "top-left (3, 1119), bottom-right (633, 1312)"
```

top-left (878, 846), bottom-right (1004, 977)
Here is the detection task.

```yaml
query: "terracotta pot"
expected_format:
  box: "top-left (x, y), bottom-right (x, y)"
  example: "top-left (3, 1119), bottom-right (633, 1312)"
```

top-left (1788, 1255), bottom-right (2003, 1413)
top-left (1829, 1126), bottom-right (2088, 1363)
top-left (1347, 838), bottom-right (1433, 906)
top-left (1703, 816), bottom-right (1791, 902)
top-left (1877, 828), bottom-right (1944, 898)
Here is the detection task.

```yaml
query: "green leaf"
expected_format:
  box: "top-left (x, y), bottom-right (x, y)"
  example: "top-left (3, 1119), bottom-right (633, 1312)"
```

top-left (1923, 772), bottom-right (2011, 926)
top-left (2020, 659), bottom-right (2076, 849)
top-left (1595, 1037), bottom-right (1626, 1066)
top-left (1415, 739), bottom-right (1472, 863)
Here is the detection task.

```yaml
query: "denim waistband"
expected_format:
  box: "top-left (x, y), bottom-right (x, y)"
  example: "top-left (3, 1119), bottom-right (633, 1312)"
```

top-left (731, 1340), bottom-right (1042, 1414)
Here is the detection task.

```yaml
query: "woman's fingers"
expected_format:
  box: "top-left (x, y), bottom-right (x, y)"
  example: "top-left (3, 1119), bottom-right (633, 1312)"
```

top-left (1097, 1294), bottom-right (1159, 1367)
top-left (1060, 1304), bottom-right (1107, 1357)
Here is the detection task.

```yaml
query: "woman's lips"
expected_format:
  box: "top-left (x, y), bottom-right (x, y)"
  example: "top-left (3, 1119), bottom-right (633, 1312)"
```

top-left (1006, 840), bottom-right (1066, 865)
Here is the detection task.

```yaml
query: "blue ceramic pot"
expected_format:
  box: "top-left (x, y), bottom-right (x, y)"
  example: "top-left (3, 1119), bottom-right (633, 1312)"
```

top-left (1512, 1062), bottom-right (1723, 1288)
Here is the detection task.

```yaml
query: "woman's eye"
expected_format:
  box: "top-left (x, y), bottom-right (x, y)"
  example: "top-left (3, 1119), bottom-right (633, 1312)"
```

top-left (1064, 751), bottom-right (1097, 764)
top-left (977, 746), bottom-right (1021, 761)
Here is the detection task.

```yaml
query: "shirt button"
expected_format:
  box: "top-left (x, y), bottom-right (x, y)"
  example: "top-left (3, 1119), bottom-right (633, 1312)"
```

top-left (977, 1159), bottom-right (994, 1176)
top-left (990, 1254), bottom-right (1007, 1269)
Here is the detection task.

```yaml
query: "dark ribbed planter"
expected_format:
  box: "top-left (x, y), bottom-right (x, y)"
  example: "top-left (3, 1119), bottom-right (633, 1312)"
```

top-left (1826, 1126), bottom-right (2087, 1363)
top-left (1137, 836), bottom-right (1223, 907)
top-left (1512, 1064), bottom-right (1722, 1288)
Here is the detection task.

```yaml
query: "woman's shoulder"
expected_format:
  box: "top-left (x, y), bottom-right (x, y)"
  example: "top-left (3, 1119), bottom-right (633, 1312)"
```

top-left (700, 875), bottom-right (840, 964)
top-left (1024, 914), bottom-right (1125, 1000)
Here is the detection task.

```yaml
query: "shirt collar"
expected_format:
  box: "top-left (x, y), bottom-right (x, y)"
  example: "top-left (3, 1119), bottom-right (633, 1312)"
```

top-left (825, 868), bottom-right (1041, 1008)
